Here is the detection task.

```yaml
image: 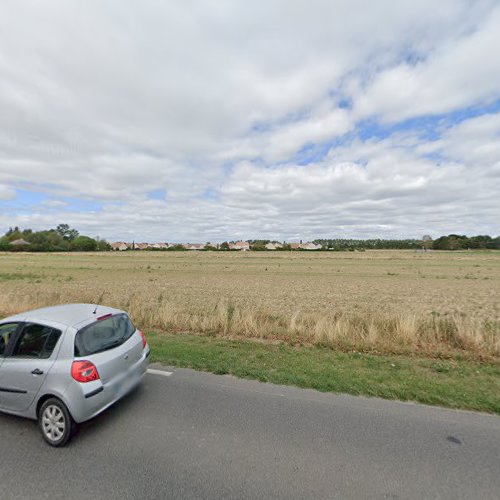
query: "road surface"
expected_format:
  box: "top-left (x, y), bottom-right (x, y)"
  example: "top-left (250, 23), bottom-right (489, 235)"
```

top-left (0, 365), bottom-right (499, 499)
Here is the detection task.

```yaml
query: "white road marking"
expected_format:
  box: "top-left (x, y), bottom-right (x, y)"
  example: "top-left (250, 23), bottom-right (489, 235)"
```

top-left (147, 368), bottom-right (173, 377)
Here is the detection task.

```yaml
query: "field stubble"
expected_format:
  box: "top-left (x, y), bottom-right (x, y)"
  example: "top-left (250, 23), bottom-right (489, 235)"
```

top-left (0, 250), bottom-right (499, 360)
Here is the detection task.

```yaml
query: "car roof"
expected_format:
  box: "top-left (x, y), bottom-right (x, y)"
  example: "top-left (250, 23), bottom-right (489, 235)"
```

top-left (2, 303), bottom-right (124, 328)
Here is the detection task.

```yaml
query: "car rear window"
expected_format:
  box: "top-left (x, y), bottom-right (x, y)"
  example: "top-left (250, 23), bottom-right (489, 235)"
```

top-left (74, 314), bottom-right (136, 357)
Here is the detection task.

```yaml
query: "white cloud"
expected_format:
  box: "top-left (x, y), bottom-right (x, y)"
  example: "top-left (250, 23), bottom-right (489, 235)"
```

top-left (354, 4), bottom-right (500, 121)
top-left (0, 184), bottom-right (15, 200)
top-left (433, 112), bottom-right (500, 170)
top-left (262, 109), bottom-right (353, 162)
top-left (42, 200), bottom-right (68, 208)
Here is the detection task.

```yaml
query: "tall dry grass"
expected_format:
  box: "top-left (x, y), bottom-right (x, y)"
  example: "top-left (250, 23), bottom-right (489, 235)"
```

top-left (0, 289), bottom-right (498, 360)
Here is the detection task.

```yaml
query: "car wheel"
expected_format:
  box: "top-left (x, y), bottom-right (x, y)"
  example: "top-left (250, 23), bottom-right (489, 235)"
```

top-left (38, 398), bottom-right (74, 447)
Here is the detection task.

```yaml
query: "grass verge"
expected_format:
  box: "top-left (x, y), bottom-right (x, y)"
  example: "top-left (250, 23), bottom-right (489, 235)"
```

top-left (147, 331), bottom-right (500, 414)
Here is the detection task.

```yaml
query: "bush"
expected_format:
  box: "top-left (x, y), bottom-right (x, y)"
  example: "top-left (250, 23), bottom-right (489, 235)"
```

top-left (96, 239), bottom-right (111, 251)
top-left (70, 236), bottom-right (98, 251)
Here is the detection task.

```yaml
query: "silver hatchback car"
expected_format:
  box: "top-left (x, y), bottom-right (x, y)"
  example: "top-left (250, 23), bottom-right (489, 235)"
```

top-left (0, 303), bottom-right (150, 446)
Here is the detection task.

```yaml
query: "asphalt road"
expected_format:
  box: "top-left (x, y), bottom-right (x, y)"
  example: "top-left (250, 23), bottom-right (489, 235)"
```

top-left (1, 366), bottom-right (499, 500)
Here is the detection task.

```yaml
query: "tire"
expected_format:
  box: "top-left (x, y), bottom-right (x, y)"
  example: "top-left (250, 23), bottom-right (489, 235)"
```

top-left (38, 398), bottom-right (75, 447)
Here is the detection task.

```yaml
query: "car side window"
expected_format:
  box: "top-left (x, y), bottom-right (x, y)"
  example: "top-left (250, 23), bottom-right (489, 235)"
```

top-left (12, 323), bottom-right (62, 359)
top-left (0, 323), bottom-right (20, 356)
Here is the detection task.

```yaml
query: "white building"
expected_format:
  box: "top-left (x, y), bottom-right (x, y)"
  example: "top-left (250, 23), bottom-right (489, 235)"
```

top-left (299, 242), bottom-right (322, 250)
top-left (229, 241), bottom-right (250, 251)
top-left (184, 243), bottom-right (206, 250)
top-left (111, 242), bottom-right (129, 251)
top-left (265, 242), bottom-right (283, 250)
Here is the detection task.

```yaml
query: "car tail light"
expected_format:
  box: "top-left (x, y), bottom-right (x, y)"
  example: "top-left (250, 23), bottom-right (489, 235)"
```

top-left (71, 361), bottom-right (99, 383)
top-left (139, 330), bottom-right (147, 349)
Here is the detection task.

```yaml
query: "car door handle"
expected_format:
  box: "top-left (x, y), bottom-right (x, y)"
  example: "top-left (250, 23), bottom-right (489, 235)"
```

top-left (31, 368), bottom-right (44, 375)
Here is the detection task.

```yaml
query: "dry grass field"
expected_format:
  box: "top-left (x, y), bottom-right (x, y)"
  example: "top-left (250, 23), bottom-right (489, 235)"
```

top-left (1, 250), bottom-right (499, 360)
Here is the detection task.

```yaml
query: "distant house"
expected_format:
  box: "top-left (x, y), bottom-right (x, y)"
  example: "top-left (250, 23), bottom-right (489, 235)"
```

top-left (184, 243), bottom-right (206, 250)
top-left (111, 242), bottom-right (129, 251)
top-left (289, 243), bottom-right (301, 250)
top-left (265, 242), bottom-right (283, 250)
top-left (10, 238), bottom-right (30, 246)
top-left (150, 242), bottom-right (169, 250)
top-left (229, 241), bottom-right (250, 251)
top-left (300, 242), bottom-right (322, 250)
top-left (135, 243), bottom-right (150, 250)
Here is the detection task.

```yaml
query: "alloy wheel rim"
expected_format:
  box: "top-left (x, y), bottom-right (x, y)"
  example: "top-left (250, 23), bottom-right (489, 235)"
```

top-left (42, 405), bottom-right (66, 441)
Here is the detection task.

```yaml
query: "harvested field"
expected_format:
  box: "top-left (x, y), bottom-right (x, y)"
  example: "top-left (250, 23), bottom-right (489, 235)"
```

top-left (1, 250), bottom-right (499, 360)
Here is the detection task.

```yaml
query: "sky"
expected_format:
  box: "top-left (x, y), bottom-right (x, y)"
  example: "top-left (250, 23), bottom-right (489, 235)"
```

top-left (0, 0), bottom-right (499, 242)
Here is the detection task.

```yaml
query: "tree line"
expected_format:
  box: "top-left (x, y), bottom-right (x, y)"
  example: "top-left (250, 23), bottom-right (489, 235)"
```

top-left (190, 236), bottom-right (500, 251)
top-left (431, 234), bottom-right (500, 250)
top-left (0, 224), bottom-right (110, 252)
top-left (314, 236), bottom-right (500, 250)
top-left (313, 238), bottom-right (422, 250)
top-left (1, 226), bottom-right (499, 252)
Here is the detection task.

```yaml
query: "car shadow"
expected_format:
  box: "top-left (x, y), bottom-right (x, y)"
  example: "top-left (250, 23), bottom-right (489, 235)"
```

top-left (0, 383), bottom-right (148, 447)
top-left (73, 383), bottom-right (147, 442)
top-left (0, 411), bottom-right (38, 438)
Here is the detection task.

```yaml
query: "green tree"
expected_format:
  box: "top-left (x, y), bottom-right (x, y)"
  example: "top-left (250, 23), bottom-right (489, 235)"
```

top-left (166, 244), bottom-right (186, 251)
top-left (70, 236), bottom-right (98, 251)
top-left (5, 227), bottom-right (23, 242)
top-left (96, 239), bottom-right (111, 251)
top-left (432, 235), bottom-right (468, 250)
top-left (56, 224), bottom-right (79, 241)
top-left (27, 230), bottom-right (68, 251)
top-left (276, 243), bottom-right (291, 251)
top-left (0, 237), bottom-right (11, 250)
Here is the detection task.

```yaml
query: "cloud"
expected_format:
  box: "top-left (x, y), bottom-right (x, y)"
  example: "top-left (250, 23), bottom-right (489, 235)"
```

top-left (431, 112), bottom-right (500, 170)
top-left (0, 0), bottom-right (499, 239)
top-left (42, 200), bottom-right (68, 208)
top-left (353, 4), bottom-right (500, 122)
top-left (0, 184), bottom-right (15, 200)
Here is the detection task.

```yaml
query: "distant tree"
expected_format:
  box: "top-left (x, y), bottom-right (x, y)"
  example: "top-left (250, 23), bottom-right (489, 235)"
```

top-left (56, 224), bottom-right (79, 241)
top-left (276, 243), bottom-right (291, 251)
top-left (432, 235), bottom-right (469, 250)
top-left (0, 237), bottom-right (11, 251)
top-left (318, 238), bottom-right (426, 250)
top-left (5, 227), bottom-right (24, 242)
top-left (70, 236), bottom-right (98, 251)
top-left (250, 241), bottom-right (267, 251)
top-left (431, 236), bottom-right (448, 250)
top-left (468, 235), bottom-right (494, 249)
top-left (27, 230), bottom-right (68, 251)
top-left (96, 238), bottom-right (111, 251)
top-left (422, 235), bottom-right (433, 250)
top-left (248, 239), bottom-right (270, 246)
top-left (166, 244), bottom-right (186, 251)
top-left (219, 241), bottom-right (230, 251)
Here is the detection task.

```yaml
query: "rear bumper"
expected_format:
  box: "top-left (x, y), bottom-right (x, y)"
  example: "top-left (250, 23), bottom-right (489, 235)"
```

top-left (64, 346), bottom-right (150, 423)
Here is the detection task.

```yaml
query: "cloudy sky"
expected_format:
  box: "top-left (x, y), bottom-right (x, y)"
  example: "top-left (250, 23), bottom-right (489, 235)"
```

top-left (1, 0), bottom-right (499, 242)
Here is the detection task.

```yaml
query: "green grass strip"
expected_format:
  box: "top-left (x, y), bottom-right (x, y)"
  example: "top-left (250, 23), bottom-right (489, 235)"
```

top-left (148, 332), bottom-right (500, 414)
